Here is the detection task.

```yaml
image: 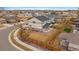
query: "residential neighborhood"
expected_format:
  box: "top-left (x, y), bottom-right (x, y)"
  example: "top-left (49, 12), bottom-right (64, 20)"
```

top-left (0, 7), bottom-right (79, 51)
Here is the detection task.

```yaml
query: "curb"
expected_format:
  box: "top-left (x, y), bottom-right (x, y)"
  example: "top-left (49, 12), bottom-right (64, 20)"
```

top-left (9, 28), bottom-right (46, 51)
top-left (8, 29), bottom-right (23, 51)
top-left (8, 28), bottom-right (33, 51)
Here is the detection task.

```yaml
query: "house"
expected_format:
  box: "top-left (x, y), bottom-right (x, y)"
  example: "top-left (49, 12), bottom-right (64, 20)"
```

top-left (27, 16), bottom-right (50, 29)
top-left (17, 13), bottom-right (32, 22)
top-left (74, 18), bottom-right (79, 31)
top-left (4, 14), bottom-right (17, 23)
top-left (59, 31), bottom-right (79, 51)
top-left (0, 12), bottom-right (3, 17)
top-left (45, 14), bottom-right (63, 23)
top-left (0, 18), bottom-right (6, 24)
top-left (42, 22), bottom-right (54, 32)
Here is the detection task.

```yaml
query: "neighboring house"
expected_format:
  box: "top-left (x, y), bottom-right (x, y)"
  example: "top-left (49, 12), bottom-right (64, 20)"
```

top-left (27, 16), bottom-right (50, 29)
top-left (45, 14), bottom-right (56, 22)
top-left (0, 13), bottom-right (3, 17)
top-left (0, 18), bottom-right (6, 23)
top-left (45, 14), bottom-right (63, 23)
top-left (74, 18), bottom-right (79, 31)
top-left (17, 13), bottom-right (32, 22)
top-left (4, 14), bottom-right (17, 23)
top-left (59, 31), bottom-right (79, 51)
top-left (46, 14), bottom-right (56, 19)
top-left (75, 22), bottom-right (79, 31)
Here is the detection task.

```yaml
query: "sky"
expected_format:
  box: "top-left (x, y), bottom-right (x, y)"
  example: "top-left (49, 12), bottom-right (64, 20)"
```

top-left (0, 0), bottom-right (78, 10)
top-left (0, 7), bottom-right (78, 10)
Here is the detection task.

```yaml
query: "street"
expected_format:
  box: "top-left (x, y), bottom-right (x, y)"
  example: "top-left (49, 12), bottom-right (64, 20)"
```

top-left (0, 25), bottom-right (19, 51)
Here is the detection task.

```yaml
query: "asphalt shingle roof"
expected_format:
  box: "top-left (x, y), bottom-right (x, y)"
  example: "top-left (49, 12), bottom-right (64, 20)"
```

top-left (46, 14), bottom-right (57, 18)
top-left (36, 16), bottom-right (49, 22)
top-left (43, 22), bottom-right (53, 28)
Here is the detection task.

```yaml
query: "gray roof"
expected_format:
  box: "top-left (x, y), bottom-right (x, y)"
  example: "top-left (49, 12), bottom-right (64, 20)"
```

top-left (43, 23), bottom-right (50, 28)
top-left (36, 16), bottom-right (49, 22)
top-left (46, 14), bottom-right (56, 18)
top-left (46, 14), bottom-right (62, 19)
top-left (43, 22), bottom-right (53, 28)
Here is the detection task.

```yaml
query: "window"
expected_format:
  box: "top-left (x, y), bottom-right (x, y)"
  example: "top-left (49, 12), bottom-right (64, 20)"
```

top-left (76, 24), bottom-right (79, 28)
top-left (32, 21), bottom-right (36, 23)
top-left (26, 23), bottom-right (28, 25)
